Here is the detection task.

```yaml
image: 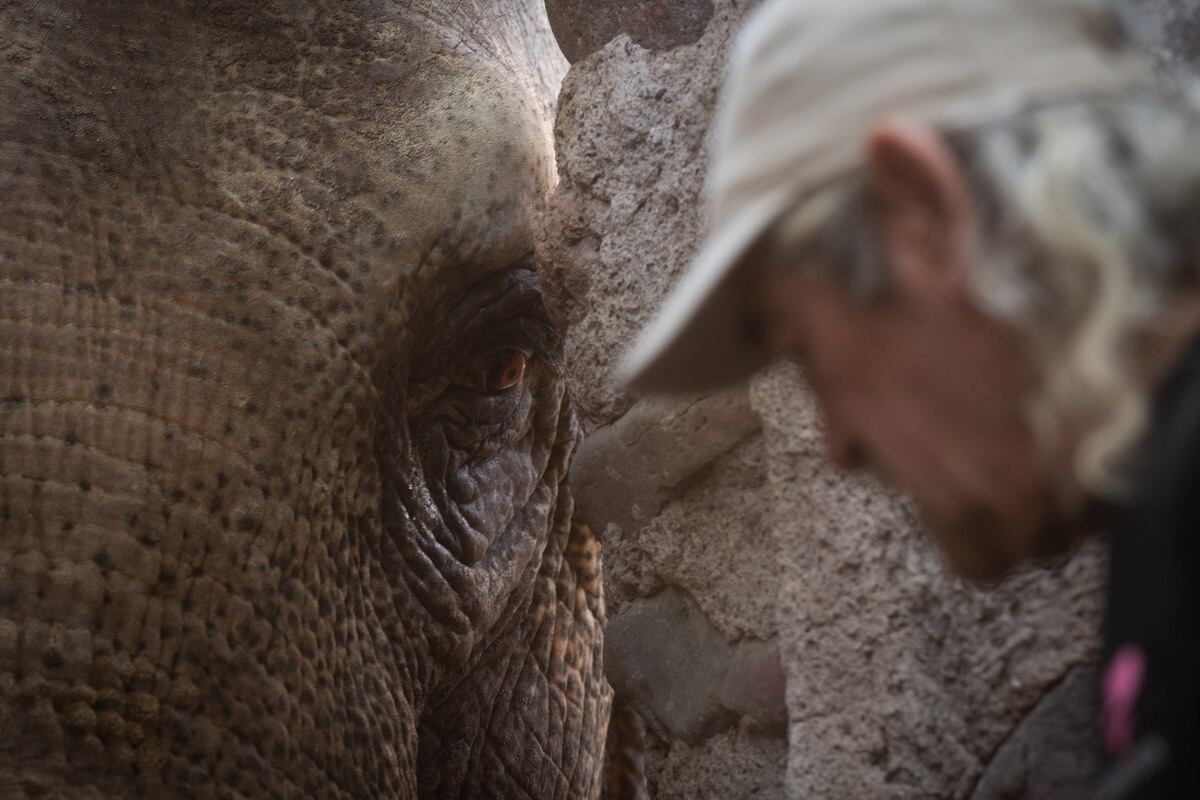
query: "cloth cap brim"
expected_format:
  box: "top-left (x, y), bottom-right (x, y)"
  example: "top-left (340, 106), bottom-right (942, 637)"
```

top-left (617, 0), bottom-right (1154, 396)
top-left (619, 187), bottom-right (794, 394)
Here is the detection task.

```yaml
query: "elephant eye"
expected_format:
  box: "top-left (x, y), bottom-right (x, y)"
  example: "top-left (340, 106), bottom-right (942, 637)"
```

top-left (456, 348), bottom-right (530, 394)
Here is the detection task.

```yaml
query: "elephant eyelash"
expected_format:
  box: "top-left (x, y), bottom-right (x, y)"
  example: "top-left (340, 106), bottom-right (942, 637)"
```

top-left (405, 258), bottom-right (561, 424)
top-left (463, 316), bottom-right (561, 372)
top-left (406, 315), bottom-right (559, 417)
top-left (409, 258), bottom-right (558, 379)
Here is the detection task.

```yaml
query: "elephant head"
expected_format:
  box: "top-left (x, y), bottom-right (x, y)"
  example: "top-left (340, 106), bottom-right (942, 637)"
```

top-left (0, 1), bottom-right (610, 797)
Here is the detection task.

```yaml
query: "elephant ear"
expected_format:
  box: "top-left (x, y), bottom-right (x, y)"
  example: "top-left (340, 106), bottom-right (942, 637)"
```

top-left (544, 0), bottom-right (714, 62)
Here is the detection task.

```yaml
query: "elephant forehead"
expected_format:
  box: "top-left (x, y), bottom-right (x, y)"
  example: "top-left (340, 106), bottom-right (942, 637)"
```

top-left (5, 0), bottom-right (565, 346)
top-left (154, 50), bottom-right (558, 370)
top-left (371, 58), bottom-right (557, 307)
top-left (193, 51), bottom-right (554, 338)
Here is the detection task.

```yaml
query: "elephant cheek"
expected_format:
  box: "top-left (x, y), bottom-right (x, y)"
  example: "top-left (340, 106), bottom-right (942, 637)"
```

top-left (447, 446), bottom-right (543, 566)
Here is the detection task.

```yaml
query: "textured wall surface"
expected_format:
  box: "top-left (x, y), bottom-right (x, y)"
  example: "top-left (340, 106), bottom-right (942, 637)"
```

top-left (540, 1), bottom-right (1193, 798)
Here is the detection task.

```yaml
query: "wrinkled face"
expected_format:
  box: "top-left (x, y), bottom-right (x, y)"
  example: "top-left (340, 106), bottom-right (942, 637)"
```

top-left (742, 258), bottom-right (1087, 582)
top-left (1, 3), bottom-right (606, 797)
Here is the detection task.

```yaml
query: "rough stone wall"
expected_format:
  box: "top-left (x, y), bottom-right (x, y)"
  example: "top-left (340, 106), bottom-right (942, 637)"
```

top-left (753, 372), bottom-right (1105, 799)
top-left (539, 1), bottom-right (1195, 798)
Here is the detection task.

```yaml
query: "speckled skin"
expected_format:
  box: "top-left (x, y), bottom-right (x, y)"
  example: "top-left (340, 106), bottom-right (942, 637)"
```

top-left (0, 2), bottom-right (609, 797)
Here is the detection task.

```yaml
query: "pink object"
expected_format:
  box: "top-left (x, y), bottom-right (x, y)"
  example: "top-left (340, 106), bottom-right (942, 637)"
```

top-left (1102, 643), bottom-right (1147, 756)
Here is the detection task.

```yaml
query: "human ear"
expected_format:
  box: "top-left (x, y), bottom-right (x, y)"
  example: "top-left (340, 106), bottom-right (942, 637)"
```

top-left (865, 117), bottom-right (973, 300)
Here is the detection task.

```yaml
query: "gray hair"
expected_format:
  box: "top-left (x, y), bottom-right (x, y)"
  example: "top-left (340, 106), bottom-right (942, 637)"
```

top-left (768, 88), bottom-right (1200, 498)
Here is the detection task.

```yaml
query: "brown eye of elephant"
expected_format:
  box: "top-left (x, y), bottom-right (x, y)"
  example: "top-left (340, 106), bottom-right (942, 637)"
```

top-left (458, 348), bottom-right (530, 393)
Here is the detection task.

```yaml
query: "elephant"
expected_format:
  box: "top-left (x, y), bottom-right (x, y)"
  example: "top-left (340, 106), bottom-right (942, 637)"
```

top-left (0, 1), bottom-right (613, 797)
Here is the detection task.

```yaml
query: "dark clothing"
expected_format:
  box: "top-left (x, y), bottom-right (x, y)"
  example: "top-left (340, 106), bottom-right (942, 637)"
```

top-left (1097, 335), bottom-right (1200, 799)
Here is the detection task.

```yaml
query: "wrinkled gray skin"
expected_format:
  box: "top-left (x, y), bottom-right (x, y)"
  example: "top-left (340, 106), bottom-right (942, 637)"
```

top-left (0, 1), bottom-right (611, 797)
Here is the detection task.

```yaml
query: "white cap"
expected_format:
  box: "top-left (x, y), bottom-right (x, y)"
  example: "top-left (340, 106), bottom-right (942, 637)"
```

top-left (620, 0), bottom-right (1153, 394)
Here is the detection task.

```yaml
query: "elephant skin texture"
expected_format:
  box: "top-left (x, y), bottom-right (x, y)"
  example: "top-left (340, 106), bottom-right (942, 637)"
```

top-left (0, 1), bottom-right (613, 798)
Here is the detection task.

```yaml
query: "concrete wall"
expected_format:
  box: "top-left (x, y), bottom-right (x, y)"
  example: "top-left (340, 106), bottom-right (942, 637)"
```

top-left (538, 1), bottom-right (1195, 797)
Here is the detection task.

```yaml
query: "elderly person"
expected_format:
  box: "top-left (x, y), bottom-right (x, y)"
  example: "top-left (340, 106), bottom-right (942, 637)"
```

top-left (622, 0), bottom-right (1199, 796)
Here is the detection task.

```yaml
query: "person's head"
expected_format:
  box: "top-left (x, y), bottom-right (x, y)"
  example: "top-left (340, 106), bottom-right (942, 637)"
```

top-left (743, 95), bottom-right (1200, 581)
top-left (622, 0), bottom-right (1200, 581)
